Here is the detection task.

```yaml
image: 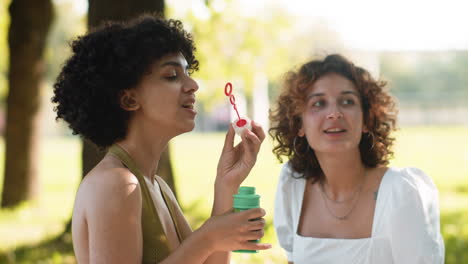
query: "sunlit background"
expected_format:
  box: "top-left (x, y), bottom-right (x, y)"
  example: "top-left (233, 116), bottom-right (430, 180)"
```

top-left (0, 0), bottom-right (467, 263)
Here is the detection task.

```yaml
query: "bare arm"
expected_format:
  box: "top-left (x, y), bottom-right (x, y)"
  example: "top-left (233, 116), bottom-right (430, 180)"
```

top-left (86, 169), bottom-right (143, 264)
top-left (84, 169), bottom-right (267, 264)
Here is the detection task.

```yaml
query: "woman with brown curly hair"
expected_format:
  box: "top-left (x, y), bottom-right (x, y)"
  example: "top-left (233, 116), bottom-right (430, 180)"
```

top-left (270, 54), bottom-right (444, 263)
top-left (52, 15), bottom-right (270, 263)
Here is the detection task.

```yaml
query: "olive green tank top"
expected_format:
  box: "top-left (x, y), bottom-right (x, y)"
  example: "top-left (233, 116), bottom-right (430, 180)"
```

top-left (108, 144), bottom-right (183, 263)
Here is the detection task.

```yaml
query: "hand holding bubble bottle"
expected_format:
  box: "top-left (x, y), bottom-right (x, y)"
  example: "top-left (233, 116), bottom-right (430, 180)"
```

top-left (233, 186), bottom-right (262, 253)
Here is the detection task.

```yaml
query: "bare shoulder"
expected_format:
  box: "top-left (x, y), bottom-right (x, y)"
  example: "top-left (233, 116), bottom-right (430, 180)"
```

top-left (83, 160), bottom-right (139, 193)
top-left (75, 155), bottom-right (142, 217)
top-left (72, 155), bottom-right (143, 262)
top-left (72, 156), bottom-right (144, 262)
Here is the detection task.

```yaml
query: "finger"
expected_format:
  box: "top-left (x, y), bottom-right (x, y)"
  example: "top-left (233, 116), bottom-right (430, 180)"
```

top-left (223, 123), bottom-right (235, 151)
top-left (232, 141), bottom-right (243, 155)
top-left (242, 128), bottom-right (261, 146)
top-left (239, 217), bottom-right (265, 232)
top-left (239, 241), bottom-right (272, 251)
top-left (247, 218), bottom-right (266, 230)
top-left (244, 229), bottom-right (265, 240)
top-left (239, 208), bottom-right (266, 220)
top-left (250, 120), bottom-right (266, 142)
top-left (240, 129), bottom-right (261, 157)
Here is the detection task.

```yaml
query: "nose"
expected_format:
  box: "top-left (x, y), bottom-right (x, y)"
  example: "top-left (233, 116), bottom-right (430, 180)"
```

top-left (184, 76), bottom-right (199, 93)
top-left (326, 105), bottom-right (343, 120)
top-left (327, 111), bottom-right (343, 119)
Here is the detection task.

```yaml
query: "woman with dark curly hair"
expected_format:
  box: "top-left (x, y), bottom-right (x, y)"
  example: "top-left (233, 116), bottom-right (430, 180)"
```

top-left (52, 15), bottom-right (270, 264)
top-left (270, 54), bottom-right (444, 263)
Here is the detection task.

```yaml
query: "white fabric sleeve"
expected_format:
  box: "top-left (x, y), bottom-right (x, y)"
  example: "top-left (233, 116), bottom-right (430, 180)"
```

top-left (389, 167), bottom-right (445, 264)
top-left (274, 163), bottom-right (295, 261)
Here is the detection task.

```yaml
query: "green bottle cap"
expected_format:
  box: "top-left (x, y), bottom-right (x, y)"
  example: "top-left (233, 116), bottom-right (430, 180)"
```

top-left (233, 186), bottom-right (260, 209)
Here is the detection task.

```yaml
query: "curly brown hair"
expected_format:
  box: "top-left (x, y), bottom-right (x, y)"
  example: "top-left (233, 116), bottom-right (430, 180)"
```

top-left (269, 54), bottom-right (398, 182)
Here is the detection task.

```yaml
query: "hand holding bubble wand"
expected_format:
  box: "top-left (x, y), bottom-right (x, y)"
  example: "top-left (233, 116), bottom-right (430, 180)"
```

top-left (224, 82), bottom-right (252, 136)
top-left (224, 83), bottom-right (265, 253)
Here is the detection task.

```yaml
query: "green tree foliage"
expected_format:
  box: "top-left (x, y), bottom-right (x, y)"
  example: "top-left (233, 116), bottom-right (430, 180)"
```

top-left (0, 0), bottom-right (12, 106)
top-left (168, 1), bottom-right (294, 111)
top-left (380, 51), bottom-right (468, 107)
top-left (44, 1), bottom-right (86, 84)
top-left (168, 1), bottom-right (345, 114)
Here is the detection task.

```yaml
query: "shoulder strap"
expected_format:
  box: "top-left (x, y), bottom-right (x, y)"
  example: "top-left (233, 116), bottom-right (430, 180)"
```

top-left (108, 144), bottom-right (171, 263)
top-left (154, 176), bottom-right (184, 242)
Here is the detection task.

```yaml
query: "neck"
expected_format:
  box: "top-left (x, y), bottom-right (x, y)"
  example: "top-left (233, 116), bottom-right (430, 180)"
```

top-left (116, 116), bottom-right (175, 180)
top-left (315, 148), bottom-right (367, 200)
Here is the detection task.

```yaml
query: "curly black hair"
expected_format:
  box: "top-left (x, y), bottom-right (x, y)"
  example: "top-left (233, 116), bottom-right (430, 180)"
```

top-left (52, 14), bottom-right (199, 148)
top-left (269, 54), bottom-right (398, 182)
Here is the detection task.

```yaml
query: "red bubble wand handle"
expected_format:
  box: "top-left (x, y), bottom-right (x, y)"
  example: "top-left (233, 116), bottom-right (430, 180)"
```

top-left (224, 82), bottom-right (247, 127)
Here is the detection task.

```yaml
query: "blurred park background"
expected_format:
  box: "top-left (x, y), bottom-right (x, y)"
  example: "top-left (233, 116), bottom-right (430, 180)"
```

top-left (0, 0), bottom-right (467, 263)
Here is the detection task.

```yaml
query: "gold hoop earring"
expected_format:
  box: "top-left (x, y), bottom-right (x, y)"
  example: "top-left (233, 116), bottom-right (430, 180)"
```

top-left (367, 132), bottom-right (375, 150)
top-left (293, 136), bottom-right (300, 155)
top-left (293, 136), bottom-right (309, 156)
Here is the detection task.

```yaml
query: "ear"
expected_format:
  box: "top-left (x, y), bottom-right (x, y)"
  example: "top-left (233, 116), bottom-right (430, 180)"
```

top-left (120, 90), bottom-right (140, 111)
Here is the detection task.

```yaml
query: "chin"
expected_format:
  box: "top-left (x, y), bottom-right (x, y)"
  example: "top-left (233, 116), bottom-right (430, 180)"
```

top-left (178, 123), bottom-right (196, 134)
top-left (317, 142), bottom-right (359, 153)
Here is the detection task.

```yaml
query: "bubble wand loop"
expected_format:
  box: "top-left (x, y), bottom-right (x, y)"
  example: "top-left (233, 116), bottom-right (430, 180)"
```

top-left (224, 82), bottom-right (247, 127)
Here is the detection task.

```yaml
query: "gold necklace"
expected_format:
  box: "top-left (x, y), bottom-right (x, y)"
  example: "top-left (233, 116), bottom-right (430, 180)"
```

top-left (319, 173), bottom-right (365, 204)
top-left (319, 169), bottom-right (367, 220)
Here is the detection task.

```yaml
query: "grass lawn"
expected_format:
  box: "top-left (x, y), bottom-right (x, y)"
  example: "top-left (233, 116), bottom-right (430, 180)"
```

top-left (0, 126), bottom-right (467, 263)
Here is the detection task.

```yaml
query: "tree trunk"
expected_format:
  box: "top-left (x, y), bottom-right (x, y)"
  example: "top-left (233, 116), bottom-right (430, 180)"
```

top-left (1, 0), bottom-right (54, 208)
top-left (83, 0), bottom-right (176, 197)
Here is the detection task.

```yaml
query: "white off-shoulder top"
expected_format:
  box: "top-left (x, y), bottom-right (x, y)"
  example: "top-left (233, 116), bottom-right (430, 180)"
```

top-left (274, 164), bottom-right (445, 264)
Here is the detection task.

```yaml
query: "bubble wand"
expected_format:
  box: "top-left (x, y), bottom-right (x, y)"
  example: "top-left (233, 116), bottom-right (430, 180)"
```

top-left (224, 82), bottom-right (252, 136)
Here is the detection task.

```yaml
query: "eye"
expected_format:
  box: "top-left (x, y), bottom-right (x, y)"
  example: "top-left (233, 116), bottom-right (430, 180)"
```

top-left (312, 100), bottom-right (325, 107)
top-left (165, 75), bottom-right (178, 81)
top-left (163, 68), bottom-right (180, 81)
top-left (342, 98), bottom-right (355, 105)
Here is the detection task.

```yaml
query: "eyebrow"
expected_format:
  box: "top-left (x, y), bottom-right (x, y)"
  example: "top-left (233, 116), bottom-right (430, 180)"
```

top-left (307, 92), bottom-right (325, 100)
top-left (307, 90), bottom-right (360, 100)
top-left (342, 91), bottom-right (360, 97)
top-left (160, 61), bottom-right (189, 71)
